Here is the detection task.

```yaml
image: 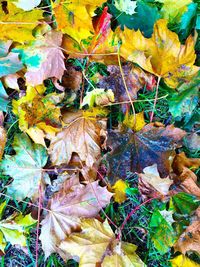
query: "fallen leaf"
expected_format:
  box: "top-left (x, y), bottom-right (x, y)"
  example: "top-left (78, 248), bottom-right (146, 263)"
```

top-left (12, 85), bottom-right (63, 145)
top-left (3, 73), bottom-right (20, 90)
top-left (150, 209), bottom-right (176, 254)
top-left (174, 220), bottom-right (200, 254)
top-left (53, 0), bottom-right (105, 43)
top-left (14, 30), bottom-right (65, 85)
top-left (0, 202), bottom-right (36, 253)
top-left (138, 164), bottom-right (173, 199)
top-left (60, 64), bottom-right (83, 91)
top-left (11, 0), bottom-right (41, 11)
top-left (0, 81), bottom-right (9, 112)
top-left (59, 218), bottom-right (144, 266)
top-left (171, 255), bottom-right (200, 267)
top-left (112, 179), bottom-right (128, 203)
top-left (184, 133), bottom-right (200, 151)
top-left (1, 133), bottom-right (49, 200)
top-left (119, 19), bottom-right (199, 88)
top-left (157, 0), bottom-right (192, 23)
top-left (114, 0), bottom-right (137, 16)
top-left (0, 2), bottom-right (43, 43)
top-left (81, 88), bottom-right (114, 108)
top-left (97, 64), bottom-right (156, 103)
top-left (40, 174), bottom-right (112, 258)
top-left (49, 109), bottom-right (107, 167)
top-left (123, 111), bottom-right (146, 132)
top-left (106, 124), bottom-right (186, 184)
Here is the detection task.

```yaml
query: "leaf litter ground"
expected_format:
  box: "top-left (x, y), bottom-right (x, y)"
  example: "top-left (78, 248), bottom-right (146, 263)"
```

top-left (0, 1), bottom-right (200, 267)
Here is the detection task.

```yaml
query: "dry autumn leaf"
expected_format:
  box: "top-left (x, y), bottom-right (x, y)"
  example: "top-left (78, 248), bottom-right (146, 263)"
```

top-left (118, 19), bottom-right (199, 88)
top-left (138, 164), bottom-right (173, 199)
top-left (106, 123), bottom-right (186, 184)
top-left (112, 179), bottom-right (128, 203)
top-left (0, 112), bottom-right (6, 161)
top-left (59, 218), bottom-right (145, 266)
top-left (49, 109), bottom-right (107, 167)
top-left (40, 174), bottom-right (112, 258)
top-left (171, 255), bottom-right (200, 267)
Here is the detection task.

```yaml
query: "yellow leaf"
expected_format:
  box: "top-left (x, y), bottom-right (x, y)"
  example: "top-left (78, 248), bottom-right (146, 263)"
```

top-left (12, 85), bottom-right (62, 145)
top-left (52, 0), bottom-right (105, 43)
top-left (119, 19), bottom-right (199, 88)
top-left (157, 0), bottom-right (192, 23)
top-left (0, 2), bottom-right (43, 43)
top-left (123, 111), bottom-right (146, 132)
top-left (171, 255), bottom-right (200, 267)
top-left (112, 179), bottom-right (128, 203)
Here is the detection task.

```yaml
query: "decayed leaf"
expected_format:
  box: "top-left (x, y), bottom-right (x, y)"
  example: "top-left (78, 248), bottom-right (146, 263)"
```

top-left (0, 112), bottom-right (6, 161)
top-left (11, 0), bottom-right (41, 11)
top-left (49, 109), bottom-right (107, 167)
top-left (0, 202), bottom-right (36, 252)
top-left (123, 111), bottom-right (146, 132)
top-left (174, 219), bottom-right (200, 254)
top-left (150, 209), bottom-right (176, 254)
top-left (119, 19), bottom-right (199, 88)
top-left (53, 0), bottom-right (105, 43)
top-left (157, 0), bottom-right (192, 23)
top-left (0, 2), bottom-right (43, 43)
top-left (59, 218), bottom-right (144, 266)
top-left (14, 30), bottom-right (65, 85)
top-left (171, 255), bottom-right (200, 267)
top-left (106, 123), bottom-right (186, 184)
top-left (12, 85), bottom-right (63, 146)
top-left (60, 64), bottom-right (83, 91)
top-left (40, 174), bottom-right (112, 258)
top-left (112, 179), bottom-right (128, 203)
top-left (1, 133), bottom-right (49, 200)
top-left (98, 64), bottom-right (156, 103)
top-left (138, 164), bottom-right (173, 199)
top-left (81, 88), bottom-right (114, 108)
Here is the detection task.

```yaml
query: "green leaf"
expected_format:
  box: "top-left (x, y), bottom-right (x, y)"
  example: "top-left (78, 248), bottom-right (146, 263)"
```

top-left (1, 133), bottom-right (49, 200)
top-left (0, 202), bottom-right (6, 220)
top-left (169, 73), bottom-right (200, 121)
top-left (170, 193), bottom-right (200, 215)
top-left (150, 209), bottom-right (176, 254)
top-left (0, 81), bottom-right (9, 112)
top-left (179, 3), bottom-right (197, 40)
top-left (0, 212), bottom-right (36, 252)
top-left (109, 1), bottom-right (160, 37)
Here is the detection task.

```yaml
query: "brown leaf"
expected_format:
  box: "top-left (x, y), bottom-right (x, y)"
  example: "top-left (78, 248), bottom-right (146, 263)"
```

top-left (98, 64), bottom-right (156, 103)
top-left (49, 110), bottom-right (107, 167)
top-left (40, 175), bottom-right (112, 258)
top-left (60, 64), bottom-right (82, 91)
top-left (138, 164), bottom-right (173, 200)
top-left (106, 124), bottom-right (186, 184)
top-left (174, 221), bottom-right (200, 254)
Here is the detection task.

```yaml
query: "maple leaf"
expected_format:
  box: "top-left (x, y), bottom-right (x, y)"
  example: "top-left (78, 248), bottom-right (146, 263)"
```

top-left (13, 30), bottom-right (65, 86)
top-left (0, 202), bottom-right (36, 253)
top-left (40, 174), bottom-right (112, 258)
top-left (171, 255), bottom-right (200, 267)
top-left (118, 19), bottom-right (199, 88)
top-left (62, 7), bottom-right (118, 63)
top-left (106, 123), bottom-right (186, 184)
top-left (59, 218), bottom-right (145, 266)
top-left (0, 2), bottom-right (43, 43)
top-left (12, 85), bottom-right (63, 146)
top-left (97, 64), bottom-right (156, 103)
top-left (157, 0), bottom-right (192, 23)
top-left (11, 0), bottom-right (42, 11)
top-left (0, 112), bottom-right (6, 160)
top-left (53, 0), bottom-right (105, 43)
top-left (138, 164), bottom-right (173, 199)
top-left (49, 109), bottom-right (107, 167)
top-left (1, 133), bottom-right (49, 200)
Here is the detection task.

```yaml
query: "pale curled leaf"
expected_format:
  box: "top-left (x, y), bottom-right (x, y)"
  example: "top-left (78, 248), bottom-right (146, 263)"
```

top-left (40, 175), bottom-right (112, 258)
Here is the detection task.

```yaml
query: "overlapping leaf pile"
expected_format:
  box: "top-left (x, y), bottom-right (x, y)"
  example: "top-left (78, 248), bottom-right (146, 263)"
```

top-left (0, 0), bottom-right (200, 266)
